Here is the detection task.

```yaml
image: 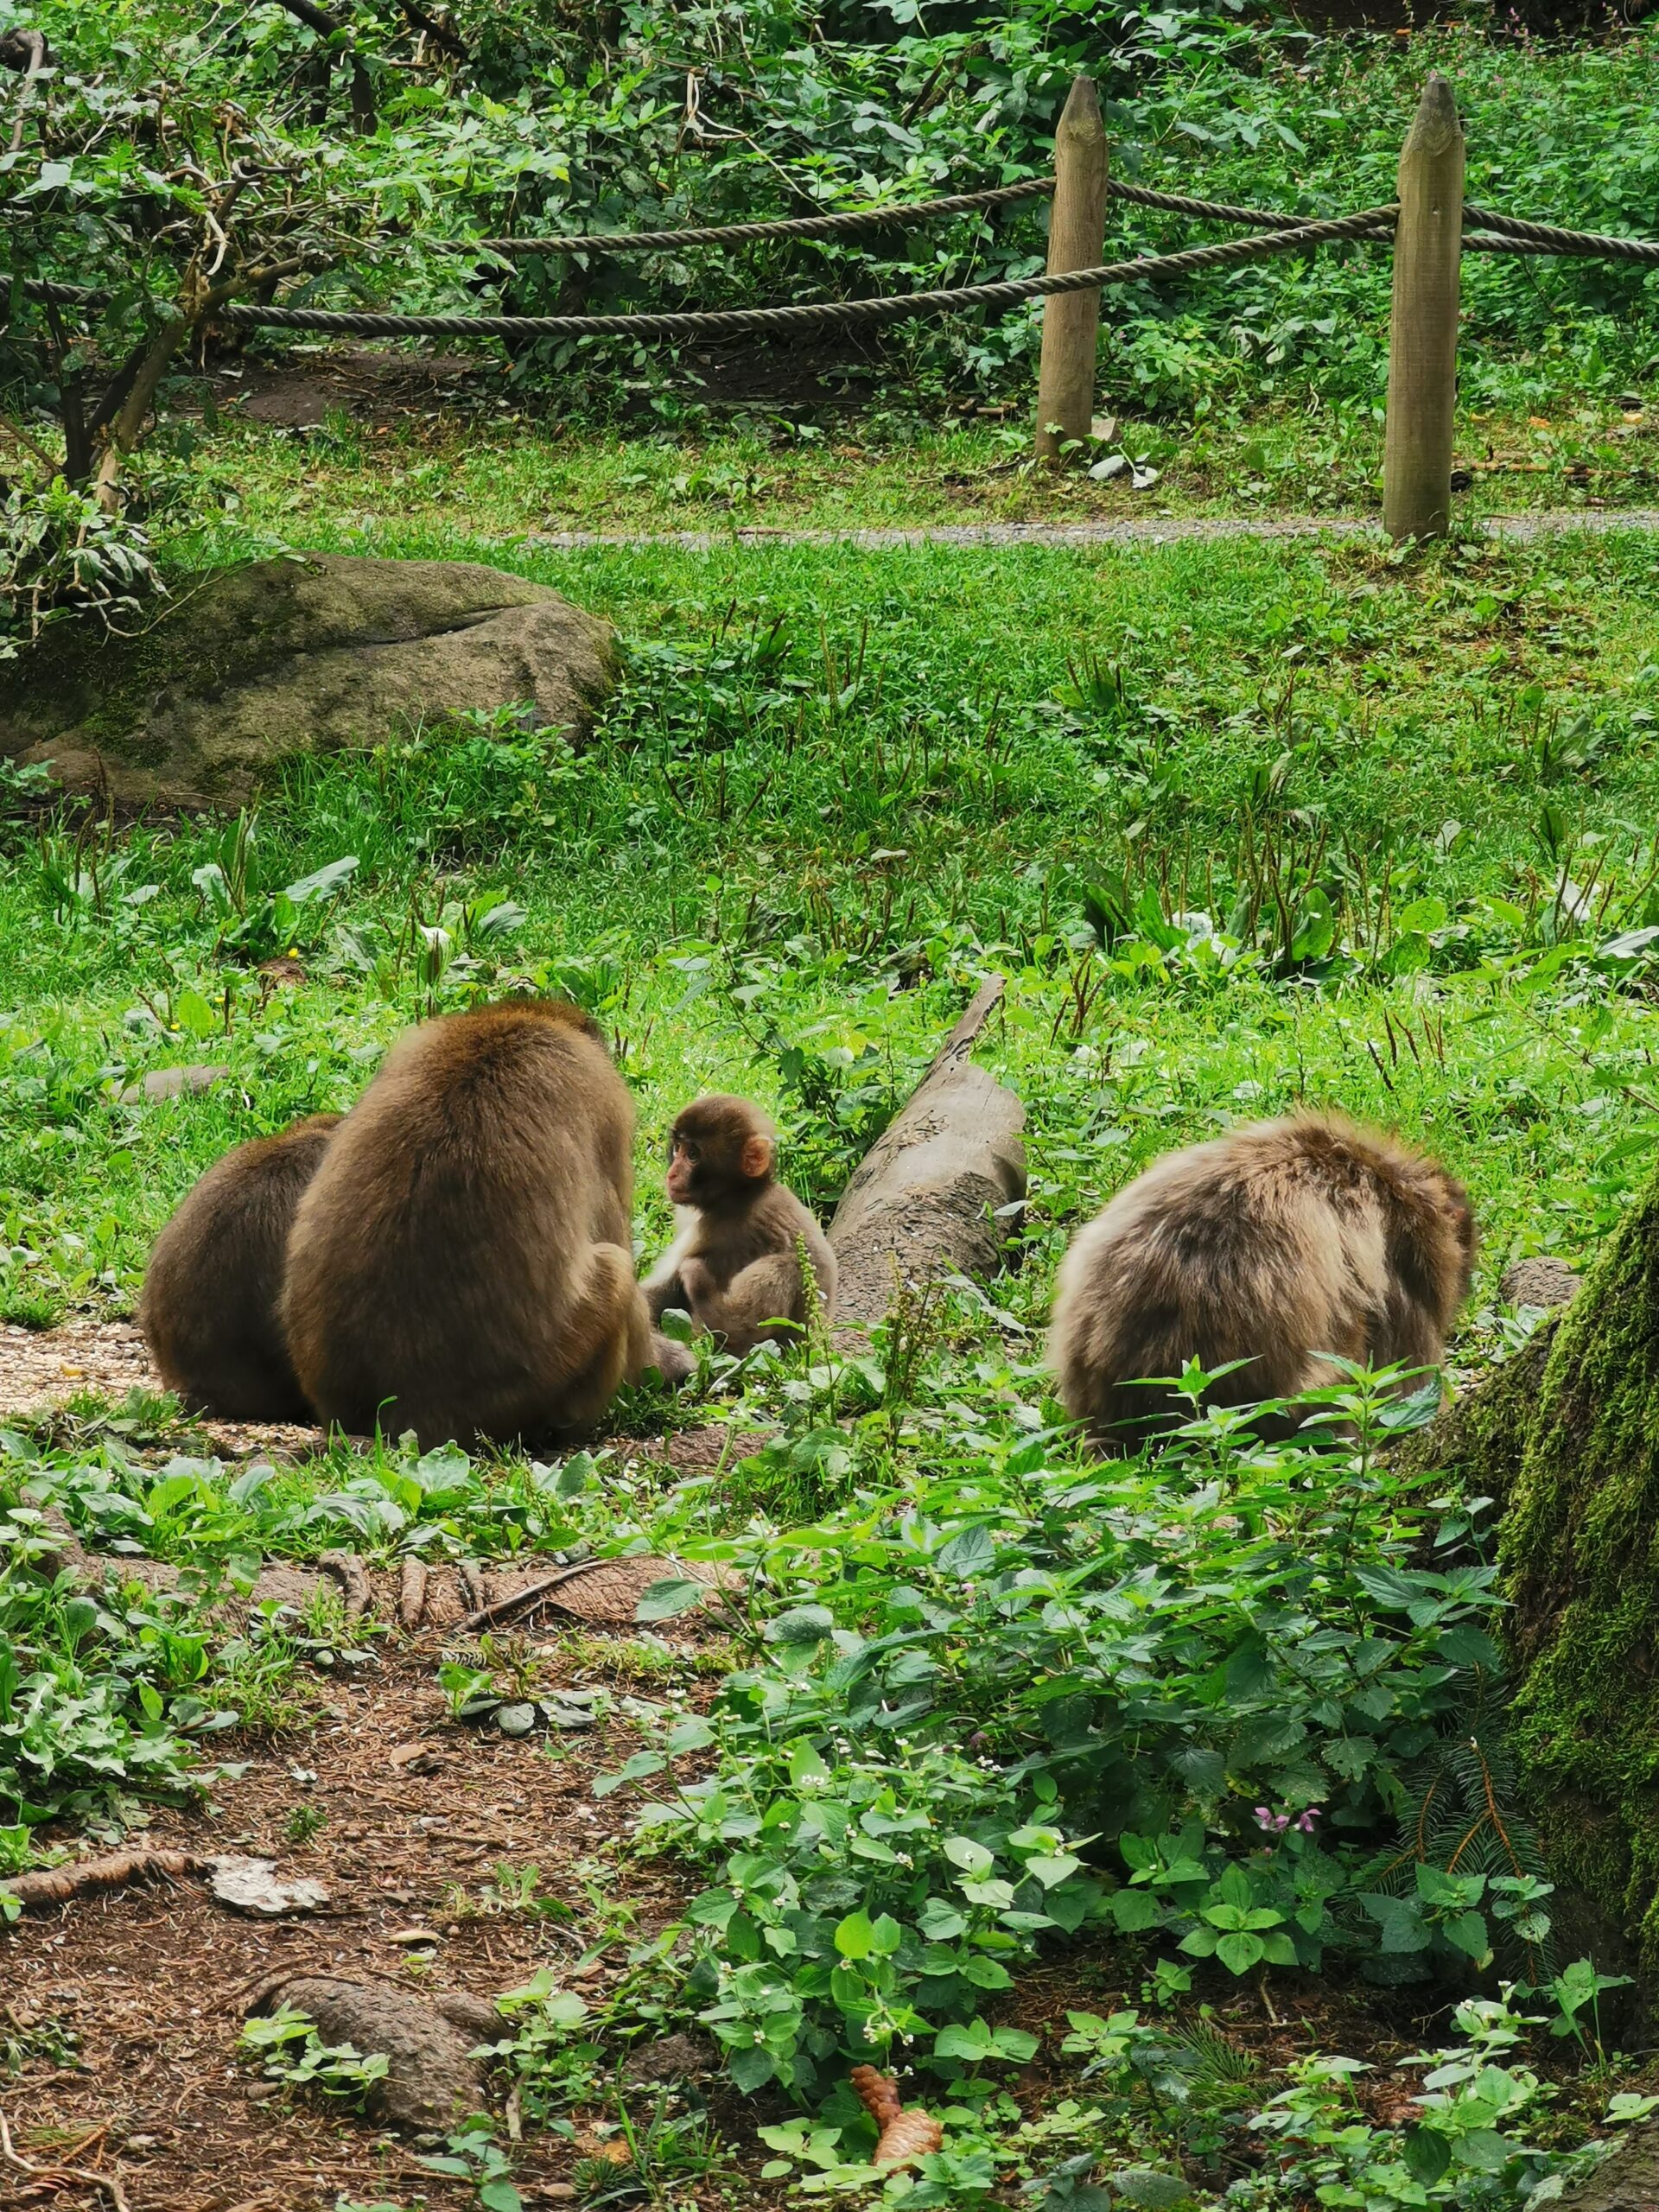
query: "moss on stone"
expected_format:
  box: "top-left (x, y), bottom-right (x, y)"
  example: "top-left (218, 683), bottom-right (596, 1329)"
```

top-left (1, 554), bottom-right (614, 807)
top-left (1484, 1176), bottom-right (1659, 1988)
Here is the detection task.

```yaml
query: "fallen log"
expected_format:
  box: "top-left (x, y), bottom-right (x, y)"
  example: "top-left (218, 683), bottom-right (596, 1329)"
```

top-left (3, 1847), bottom-right (206, 1910)
top-left (827, 976), bottom-right (1027, 1328)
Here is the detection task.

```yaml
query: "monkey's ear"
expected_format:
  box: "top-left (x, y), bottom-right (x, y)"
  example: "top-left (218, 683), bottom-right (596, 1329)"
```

top-left (741, 1135), bottom-right (773, 1179)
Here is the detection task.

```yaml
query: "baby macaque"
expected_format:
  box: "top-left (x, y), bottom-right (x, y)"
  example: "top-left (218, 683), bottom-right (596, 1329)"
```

top-left (139, 1113), bottom-right (341, 1421)
top-left (1049, 1112), bottom-right (1475, 1453)
top-left (645, 1094), bottom-right (836, 1356)
top-left (283, 1001), bottom-right (690, 1452)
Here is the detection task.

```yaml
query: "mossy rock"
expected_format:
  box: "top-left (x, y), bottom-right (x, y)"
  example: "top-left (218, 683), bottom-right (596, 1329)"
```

top-left (2, 553), bottom-right (615, 807)
top-left (1433, 1178), bottom-right (1659, 2004)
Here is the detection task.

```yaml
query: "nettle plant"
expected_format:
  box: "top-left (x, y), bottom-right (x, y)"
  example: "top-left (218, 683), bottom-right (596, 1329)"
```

top-left (607, 1366), bottom-right (1555, 2102)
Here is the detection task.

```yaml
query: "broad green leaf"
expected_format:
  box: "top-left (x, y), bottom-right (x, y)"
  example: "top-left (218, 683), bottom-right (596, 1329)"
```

top-left (834, 1910), bottom-right (876, 1961)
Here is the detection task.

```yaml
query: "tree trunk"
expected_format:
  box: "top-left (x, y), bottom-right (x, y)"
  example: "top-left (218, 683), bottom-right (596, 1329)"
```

top-left (1421, 1179), bottom-right (1659, 1995)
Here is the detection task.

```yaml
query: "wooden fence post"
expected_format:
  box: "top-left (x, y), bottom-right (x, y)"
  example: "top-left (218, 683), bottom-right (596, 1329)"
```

top-left (1382, 73), bottom-right (1464, 542)
top-left (1033, 74), bottom-right (1109, 467)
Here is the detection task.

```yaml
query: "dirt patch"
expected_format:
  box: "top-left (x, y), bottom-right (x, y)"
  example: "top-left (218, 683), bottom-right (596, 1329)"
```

top-left (0, 1324), bottom-right (767, 1480)
top-left (200, 348), bottom-right (511, 432)
top-left (0, 1646), bottom-right (709, 2211)
top-left (195, 329), bottom-right (891, 435)
top-left (0, 1320), bottom-right (323, 1460)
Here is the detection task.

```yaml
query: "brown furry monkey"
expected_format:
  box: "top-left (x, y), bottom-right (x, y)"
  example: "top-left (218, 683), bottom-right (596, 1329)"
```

top-left (644, 1095), bottom-right (836, 1356)
top-left (283, 1001), bottom-right (691, 1451)
top-left (1048, 1113), bottom-right (1475, 1453)
top-left (139, 1114), bottom-right (341, 1421)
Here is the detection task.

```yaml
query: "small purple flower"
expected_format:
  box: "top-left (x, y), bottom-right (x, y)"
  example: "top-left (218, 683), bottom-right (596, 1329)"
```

top-left (1296, 1808), bottom-right (1322, 1834)
top-left (1253, 1806), bottom-right (1290, 1833)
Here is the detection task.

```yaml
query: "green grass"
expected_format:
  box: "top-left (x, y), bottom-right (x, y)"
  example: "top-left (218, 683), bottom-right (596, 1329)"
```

top-left (182, 385), bottom-right (1659, 542)
top-left (9, 521), bottom-right (1659, 1323)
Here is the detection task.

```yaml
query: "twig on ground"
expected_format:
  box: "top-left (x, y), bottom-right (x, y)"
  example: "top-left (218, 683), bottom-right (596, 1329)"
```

top-left (0, 2109), bottom-right (133, 2212)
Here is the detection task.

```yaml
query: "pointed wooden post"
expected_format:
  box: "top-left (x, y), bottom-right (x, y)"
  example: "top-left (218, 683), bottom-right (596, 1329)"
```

top-left (1033, 75), bottom-right (1109, 468)
top-left (1383, 73), bottom-right (1464, 542)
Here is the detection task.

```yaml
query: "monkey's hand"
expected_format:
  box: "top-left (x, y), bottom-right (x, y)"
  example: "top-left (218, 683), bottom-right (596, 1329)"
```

top-left (645, 1272), bottom-right (688, 1324)
top-left (645, 1329), bottom-right (697, 1384)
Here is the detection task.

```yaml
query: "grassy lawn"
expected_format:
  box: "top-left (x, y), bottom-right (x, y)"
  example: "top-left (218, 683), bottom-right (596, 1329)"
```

top-left (9, 518), bottom-right (1659, 1324)
top-left (184, 377), bottom-right (1659, 539)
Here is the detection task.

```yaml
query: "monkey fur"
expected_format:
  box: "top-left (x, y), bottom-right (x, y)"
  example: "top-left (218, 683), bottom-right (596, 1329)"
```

top-left (139, 1113), bottom-right (341, 1421)
top-left (1048, 1112), bottom-right (1476, 1452)
top-left (283, 1001), bottom-right (690, 1451)
top-left (645, 1094), bottom-right (837, 1357)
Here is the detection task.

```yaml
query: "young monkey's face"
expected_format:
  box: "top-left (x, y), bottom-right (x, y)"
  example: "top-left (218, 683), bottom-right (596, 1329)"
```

top-left (665, 1108), bottom-right (774, 1206)
top-left (665, 1129), bottom-right (701, 1206)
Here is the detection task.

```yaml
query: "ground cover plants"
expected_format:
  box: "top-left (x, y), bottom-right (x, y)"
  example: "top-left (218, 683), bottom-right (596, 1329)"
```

top-left (6, 518), bottom-right (1659, 2204)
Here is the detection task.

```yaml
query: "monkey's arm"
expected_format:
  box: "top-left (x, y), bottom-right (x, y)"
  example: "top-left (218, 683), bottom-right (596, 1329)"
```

top-left (642, 1217), bottom-right (699, 1323)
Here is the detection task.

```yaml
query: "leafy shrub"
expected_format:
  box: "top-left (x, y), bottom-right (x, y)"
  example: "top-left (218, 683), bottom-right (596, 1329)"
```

top-left (606, 1368), bottom-right (1543, 2099)
top-left (0, 480), bottom-right (163, 658)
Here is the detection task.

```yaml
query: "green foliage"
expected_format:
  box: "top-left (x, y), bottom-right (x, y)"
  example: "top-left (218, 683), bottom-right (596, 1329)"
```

top-left (1236, 1993), bottom-right (1561, 2211)
top-left (12, 0), bottom-right (1659, 551)
top-left (239, 2006), bottom-right (391, 2108)
top-left (0, 1445), bottom-right (235, 1837)
top-left (600, 1369), bottom-right (1514, 2098)
top-left (0, 481), bottom-right (164, 657)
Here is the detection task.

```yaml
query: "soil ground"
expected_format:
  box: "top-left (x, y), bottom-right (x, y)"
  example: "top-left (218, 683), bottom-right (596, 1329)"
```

top-left (0, 1641), bottom-right (707, 2212)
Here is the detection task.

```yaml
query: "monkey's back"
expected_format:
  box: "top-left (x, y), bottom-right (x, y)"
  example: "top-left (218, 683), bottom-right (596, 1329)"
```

top-left (1049, 1113), bottom-right (1474, 1447)
top-left (140, 1114), bottom-right (340, 1421)
top-left (283, 1002), bottom-right (636, 1444)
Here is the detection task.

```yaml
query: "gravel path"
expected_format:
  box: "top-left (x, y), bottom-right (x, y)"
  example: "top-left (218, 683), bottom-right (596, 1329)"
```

top-left (528, 507), bottom-right (1659, 550)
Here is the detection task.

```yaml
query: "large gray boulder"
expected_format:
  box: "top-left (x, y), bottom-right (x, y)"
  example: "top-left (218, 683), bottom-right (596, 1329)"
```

top-left (3, 553), bottom-right (614, 806)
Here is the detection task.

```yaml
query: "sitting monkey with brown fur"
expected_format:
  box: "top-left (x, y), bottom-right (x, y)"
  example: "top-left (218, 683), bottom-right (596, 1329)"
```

top-left (1049, 1112), bottom-right (1475, 1453)
top-left (283, 1001), bottom-right (691, 1452)
top-left (140, 1114), bottom-right (341, 1421)
top-left (645, 1095), bottom-right (837, 1356)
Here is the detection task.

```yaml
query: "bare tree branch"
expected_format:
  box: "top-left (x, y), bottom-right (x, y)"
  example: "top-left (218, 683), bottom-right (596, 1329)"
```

top-left (3, 27), bottom-right (48, 156)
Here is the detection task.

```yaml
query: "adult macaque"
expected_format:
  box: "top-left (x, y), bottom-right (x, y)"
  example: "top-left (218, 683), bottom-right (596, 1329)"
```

top-left (645, 1094), bottom-right (836, 1356)
top-left (283, 1001), bottom-right (690, 1451)
top-left (1048, 1112), bottom-right (1475, 1453)
top-left (139, 1114), bottom-right (340, 1421)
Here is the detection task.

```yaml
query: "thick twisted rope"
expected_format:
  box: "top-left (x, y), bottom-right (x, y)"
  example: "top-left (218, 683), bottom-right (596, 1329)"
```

top-left (454, 177), bottom-right (1051, 257)
top-left (1463, 201), bottom-right (1659, 267)
top-left (210, 207), bottom-right (1399, 338)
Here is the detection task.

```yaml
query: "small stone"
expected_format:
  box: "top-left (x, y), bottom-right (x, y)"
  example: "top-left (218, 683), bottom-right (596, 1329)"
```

top-left (458, 1695), bottom-right (501, 1724)
top-left (495, 1703), bottom-right (537, 1738)
top-left (207, 1856), bottom-right (329, 1918)
top-left (389, 1740), bottom-right (445, 1772)
top-left (118, 1064), bottom-right (229, 1106)
top-left (1499, 1256), bottom-right (1580, 1312)
top-left (620, 2030), bottom-right (718, 2087)
top-left (387, 1927), bottom-right (442, 1946)
top-left (539, 1698), bottom-right (596, 1731)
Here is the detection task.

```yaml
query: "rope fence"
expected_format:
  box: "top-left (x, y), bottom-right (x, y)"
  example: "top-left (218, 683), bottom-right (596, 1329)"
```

top-left (452, 176), bottom-right (1052, 257)
top-left (210, 207), bottom-right (1402, 340)
top-left (19, 67), bottom-right (1659, 540)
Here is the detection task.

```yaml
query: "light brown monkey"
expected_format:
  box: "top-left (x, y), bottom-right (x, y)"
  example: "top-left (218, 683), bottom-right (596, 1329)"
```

top-left (1048, 1112), bottom-right (1476, 1453)
top-left (139, 1113), bottom-right (341, 1421)
top-left (282, 1001), bottom-right (691, 1452)
top-left (644, 1095), bottom-right (837, 1356)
